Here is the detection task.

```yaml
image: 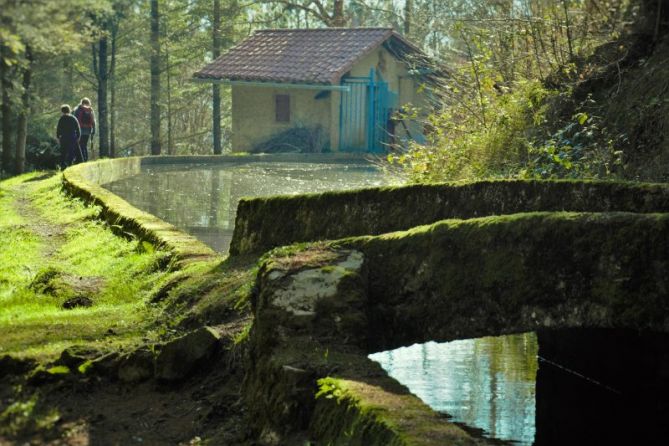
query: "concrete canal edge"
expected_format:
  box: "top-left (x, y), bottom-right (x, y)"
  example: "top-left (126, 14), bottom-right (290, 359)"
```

top-left (61, 157), bottom-right (669, 444)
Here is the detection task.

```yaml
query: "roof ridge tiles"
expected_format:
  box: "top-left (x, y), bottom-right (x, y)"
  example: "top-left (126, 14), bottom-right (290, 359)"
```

top-left (255, 27), bottom-right (393, 32)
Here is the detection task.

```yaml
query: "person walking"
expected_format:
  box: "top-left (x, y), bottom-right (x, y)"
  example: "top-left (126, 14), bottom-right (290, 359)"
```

top-left (73, 97), bottom-right (96, 161)
top-left (56, 104), bottom-right (81, 168)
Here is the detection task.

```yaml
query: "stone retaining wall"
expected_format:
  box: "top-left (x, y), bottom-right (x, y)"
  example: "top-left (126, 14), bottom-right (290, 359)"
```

top-left (61, 157), bottom-right (669, 444)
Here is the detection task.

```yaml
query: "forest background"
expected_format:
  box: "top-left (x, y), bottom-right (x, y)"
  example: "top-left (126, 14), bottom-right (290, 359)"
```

top-left (1, 0), bottom-right (667, 181)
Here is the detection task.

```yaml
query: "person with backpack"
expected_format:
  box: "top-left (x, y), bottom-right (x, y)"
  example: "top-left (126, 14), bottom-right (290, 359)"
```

top-left (73, 97), bottom-right (96, 161)
top-left (56, 104), bottom-right (81, 168)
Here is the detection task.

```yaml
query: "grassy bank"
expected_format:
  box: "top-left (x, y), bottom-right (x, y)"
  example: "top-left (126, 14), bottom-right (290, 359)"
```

top-left (0, 172), bottom-right (172, 360)
top-left (0, 171), bottom-right (257, 444)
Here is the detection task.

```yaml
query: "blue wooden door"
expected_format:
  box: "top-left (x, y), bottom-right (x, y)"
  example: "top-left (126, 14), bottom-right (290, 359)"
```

top-left (339, 69), bottom-right (397, 152)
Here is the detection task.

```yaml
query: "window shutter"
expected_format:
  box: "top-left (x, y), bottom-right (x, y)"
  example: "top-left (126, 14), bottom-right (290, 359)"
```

top-left (276, 94), bottom-right (290, 122)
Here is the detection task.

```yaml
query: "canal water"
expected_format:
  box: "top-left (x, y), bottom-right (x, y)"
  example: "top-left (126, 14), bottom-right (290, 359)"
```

top-left (104, 161), bottom-right (395, 252)
top-left (370, 333), bottom-right (538, 445)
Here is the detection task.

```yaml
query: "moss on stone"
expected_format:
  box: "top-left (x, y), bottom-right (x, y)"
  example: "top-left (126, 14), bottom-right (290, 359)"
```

top-left (311, 378), bottom-right (479, 446)
top-left (230, 178), bottom-right (669, 255)
top-left (332, 211), bottom-right (669, 351)
top-left (248, 204), bottom-right (668, 444)
top-left (57, 158), bottom-right (669, 445)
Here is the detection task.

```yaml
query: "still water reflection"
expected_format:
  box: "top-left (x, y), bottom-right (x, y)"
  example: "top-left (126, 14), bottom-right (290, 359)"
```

top-left (105, 162), bottom-right (396, 252)
top-left (369, 333), bottom-right (538, 445)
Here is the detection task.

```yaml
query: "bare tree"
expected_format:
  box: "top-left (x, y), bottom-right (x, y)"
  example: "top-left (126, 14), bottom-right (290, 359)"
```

top-left (404, 0), bottom-right (413, 35)
top-left (265, 0), bottom-right (347, 27)
top-left (93, 36), bottom-right (110, 157)
top-left (110, 20), bottom-right (118, 158)
top-left (0, 45), bottom-right (12, 172)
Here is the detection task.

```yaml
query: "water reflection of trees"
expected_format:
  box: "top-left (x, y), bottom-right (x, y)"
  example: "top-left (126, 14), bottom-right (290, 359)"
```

top-left (370, 333), bottom-right (537, 445)
top-left (105, 162), bottom-right (391, 252)
top-left (468, 333), bottom-right (537, 442)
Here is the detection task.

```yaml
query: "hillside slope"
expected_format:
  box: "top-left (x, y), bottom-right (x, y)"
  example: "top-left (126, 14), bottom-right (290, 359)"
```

top-left (547, 7), bottom-right (669, 181)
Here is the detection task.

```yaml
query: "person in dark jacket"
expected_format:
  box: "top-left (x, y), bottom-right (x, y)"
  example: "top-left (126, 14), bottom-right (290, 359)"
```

top-left (56, 104), bottom-right (81, 167)
top-left (72, 97), bottom-right (95, 161)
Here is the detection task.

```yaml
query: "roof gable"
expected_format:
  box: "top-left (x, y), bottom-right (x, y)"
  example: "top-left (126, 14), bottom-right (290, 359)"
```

top-left (194, 28), bottom-right (424, 85)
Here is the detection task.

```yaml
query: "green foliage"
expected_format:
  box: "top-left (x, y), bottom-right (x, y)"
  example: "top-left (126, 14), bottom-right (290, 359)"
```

top-left (521, 117), bottom-right (624, 179)
top-left (45, 365), bottom-right (70, 375)
top-left (0, 393), bottom-right (60, 438)
top-left (386, 0), bottom-right (634, 183)
top-left (390, 79), bottom-right (554, 182)
top-left (315, 377), bottom-right (347, 401)
top-left (77, 360), bottom-right (94, 374)
top-left (232, 321), bottom-right (252, 345)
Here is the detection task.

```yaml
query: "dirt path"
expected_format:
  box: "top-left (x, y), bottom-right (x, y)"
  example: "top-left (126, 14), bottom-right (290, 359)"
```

top-left (0, 352), bottom-right (248, 446)
top-left (11, 175), bottom-right (67, 259)
top-left (9, 177), bottom-right (105, 301)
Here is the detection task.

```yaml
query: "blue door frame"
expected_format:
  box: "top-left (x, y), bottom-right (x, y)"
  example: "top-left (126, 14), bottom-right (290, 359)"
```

top-left (339, 68), bottom-right (398, 153)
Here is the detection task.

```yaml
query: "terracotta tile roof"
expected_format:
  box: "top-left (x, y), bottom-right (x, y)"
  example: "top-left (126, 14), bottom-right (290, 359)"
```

top-left (194, 28), bottom-right (423, 85)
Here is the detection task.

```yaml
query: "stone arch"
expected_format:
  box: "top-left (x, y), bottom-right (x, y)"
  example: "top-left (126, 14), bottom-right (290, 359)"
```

top-left (243, 183), bottom-right (669, 445)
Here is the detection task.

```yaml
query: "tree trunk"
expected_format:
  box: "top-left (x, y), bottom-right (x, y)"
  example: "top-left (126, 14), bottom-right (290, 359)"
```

top-left (97, 37), bottom-right (110, 158)
top-left (166, 41), bottom-right (173, 154)
top-left (212, 0), bottom-right (222, 154)
top-left (404, 0), bottom-right (413, 35)
top-left (110, 23), bottom-right (117, 158)
top-left (562, 0), bottom-right (574, 61)
top-left (62, 56), bottom-right (74, 102)
top-left (1, 46), bottom-right (12, 173)
top-left (332, 0), bottom-right (345, 27)
top-left (150, 0), bottom-right (162, 155)
top-left (15, 47), bottom-right (33, 174)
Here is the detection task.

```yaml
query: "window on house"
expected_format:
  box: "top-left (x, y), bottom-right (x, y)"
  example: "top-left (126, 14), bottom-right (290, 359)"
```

top-left (275, 94), bottom-right (290, 123)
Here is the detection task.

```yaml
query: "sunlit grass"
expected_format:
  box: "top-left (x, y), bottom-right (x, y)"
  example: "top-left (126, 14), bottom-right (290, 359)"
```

top-left (0, 302), bottom-right (161, 360)
top-left (0, 173), bottom-right (172, 361)
top-left (0, 178), bottom-right (41, 302)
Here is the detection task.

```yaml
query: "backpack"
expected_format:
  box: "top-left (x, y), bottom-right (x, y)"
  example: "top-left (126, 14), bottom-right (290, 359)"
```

top-left (76, 106), bottom-right (94, 128)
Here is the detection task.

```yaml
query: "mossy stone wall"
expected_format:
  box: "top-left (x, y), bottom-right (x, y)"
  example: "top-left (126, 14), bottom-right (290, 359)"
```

top-left (248, 205), bottom-right (668, 444)
top-left (230, 179), bottom-right (669, 255)
top-left (340, 211), bottom-right (669, 352)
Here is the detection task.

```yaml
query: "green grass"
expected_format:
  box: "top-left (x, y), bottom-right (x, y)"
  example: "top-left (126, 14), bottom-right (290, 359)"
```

top-left (0, 173), bottom-right (172, 361)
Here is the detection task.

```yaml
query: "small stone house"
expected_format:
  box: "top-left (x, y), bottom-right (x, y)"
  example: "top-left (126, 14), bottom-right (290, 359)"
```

top-left (194, 28), bottom-right (430, 153)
